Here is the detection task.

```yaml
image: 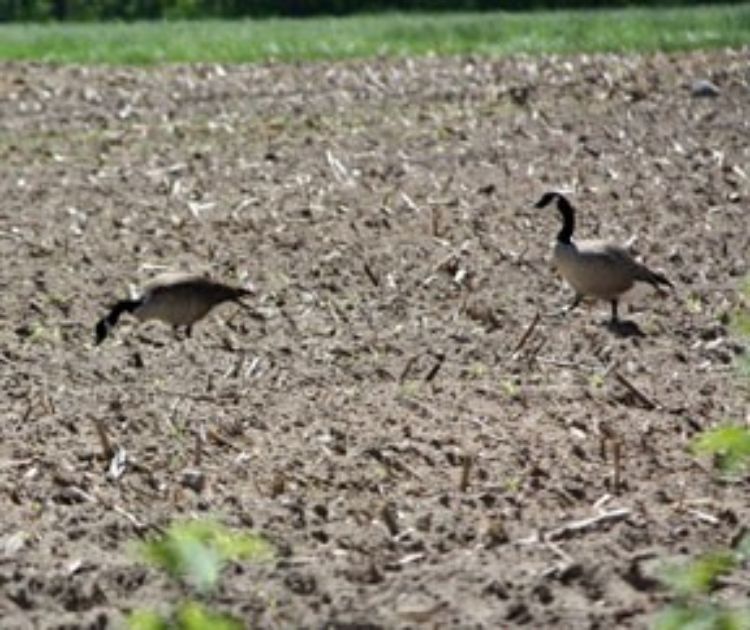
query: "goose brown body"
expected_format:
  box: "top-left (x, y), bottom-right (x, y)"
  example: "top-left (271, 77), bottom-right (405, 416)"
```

top-left (94, 272), bottom-right (253, 345)
top-left (554, 239), bottom-right (653, 299)
top-left (535, 192), bottom-right (672, 322)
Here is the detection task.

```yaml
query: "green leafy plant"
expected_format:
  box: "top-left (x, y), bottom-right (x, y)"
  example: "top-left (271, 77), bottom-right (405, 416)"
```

top-left (656, 280), bottom-right (750, 628)
top-left (138, 519), bottom-right (272, 592)
top-left (127, 520), bottom-right (273, 630)
top-left (653, 540), bottom-right (750, 630)
top-left (690, 276), bottom-right (750, 477)
top-left (129, 601), bottom-right (242, 630)
top-left (733, 309), bottom-right (750, 340)
top-left (655, 603), bottom-right (750, 630)
top-left (692, 425), bottom-right (750, 475)
top-left (660, 551), bottom-right (737, 597)
top-left (656, 285), bottom-right (750, 628)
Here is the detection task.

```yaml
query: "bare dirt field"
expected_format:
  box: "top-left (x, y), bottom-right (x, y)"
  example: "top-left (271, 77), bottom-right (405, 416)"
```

top-left (0, 49), bottom-right (748, 629)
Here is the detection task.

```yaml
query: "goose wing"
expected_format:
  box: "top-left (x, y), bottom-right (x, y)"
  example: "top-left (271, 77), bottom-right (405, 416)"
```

top-left (579, 240), bottom-right (641, 269)
top-left (138, 273), bottom-right (244, 326)
top-left (143, 271), bottom-right (208, 293)
top-left (584, 241), bottom-right (671, 289)
top-left (573, 239), bottom-right (670, 294)
top-left (555, 239), bottom-right (641, 298)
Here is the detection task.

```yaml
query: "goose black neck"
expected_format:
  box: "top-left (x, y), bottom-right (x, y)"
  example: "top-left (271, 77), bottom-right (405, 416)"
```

top-left (95, 298), bottom-right (143, 345)
top-left (555, 196), bottom-right (575, 244)
top-left (109, 298), bottom-right (142, 322)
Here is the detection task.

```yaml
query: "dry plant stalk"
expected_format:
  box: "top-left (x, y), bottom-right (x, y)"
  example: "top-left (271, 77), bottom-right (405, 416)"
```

top-left (424, 353), bottom-right (445, 383)
top-left (381, 502), bottom-right (400, 537)
top-left (545, 508), bottom-right (631, 542)
top-left (399, 354), bottom-right (419, 383)
top-left (280, 307), bottom-right (300, 334)
top-left (611, 439), bottom-right (622, 494)
top-left (459, 452), bottom-right (474, 492)
top-left (525, 333), bottom-right (548, 366)
top-left (41, 383), bottom-right (55, 415)
top-left (363, 261), bottom-right (380, 287)
top-left (193, 427), bottom-right (205, 467)
top-left (613, 370), bottom-right (660, 410)
top-left (91, 416), bottom-right (115, 460)
top-left (431, 206), bottom-right (442, 237)
top-left (598, 421), bottom-right (624, 493)
top-left (511, 310), bottom-right (541, 357)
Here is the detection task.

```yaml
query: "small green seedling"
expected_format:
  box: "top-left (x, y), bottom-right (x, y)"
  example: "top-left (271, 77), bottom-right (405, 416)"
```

top-left (500, 378), bottom-right (520, 399)
top-left (465, 362), bottom-right (487, 380)
top-left (589, 372), bottom-right (605, 389)
top-left (685, 293), bottom-right (703, 314)
top-left (398, 380), bottom-right (421, 398)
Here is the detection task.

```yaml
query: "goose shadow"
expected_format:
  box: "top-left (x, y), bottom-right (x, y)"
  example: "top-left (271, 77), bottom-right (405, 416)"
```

top-left (606, 319), bottom-right (645, 338)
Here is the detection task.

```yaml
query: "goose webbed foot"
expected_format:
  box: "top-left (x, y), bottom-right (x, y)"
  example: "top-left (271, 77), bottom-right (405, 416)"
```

top-left (606, 300), bottom-right (645, 337)
top-left (607, 318), bottom-right (645, 338)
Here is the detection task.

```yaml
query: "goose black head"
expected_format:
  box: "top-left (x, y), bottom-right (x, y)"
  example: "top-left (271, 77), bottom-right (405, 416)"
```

top-left (95, 318), bottom-right (111, 345)
top-left (94, 298), bottom-right (143, 346)
top-left (534, 191), bottom-right (576, 244)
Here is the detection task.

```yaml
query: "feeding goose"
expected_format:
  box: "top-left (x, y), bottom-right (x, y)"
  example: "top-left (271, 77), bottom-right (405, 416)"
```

top-left (94, 272), bottom-right (255, 345)
top-left (534, 191), bottom-right (672, 324)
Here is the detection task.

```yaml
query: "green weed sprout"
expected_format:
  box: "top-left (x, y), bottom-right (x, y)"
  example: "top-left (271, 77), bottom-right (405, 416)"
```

top-left (127, 519), bottom-right (273, 630)
top-left (692, 425), bottom-right (750, 475)
top-left (654, 539), bottom-right (750, 630)
top-left (138, 519), bottom-right (273, 592)
top-left (660, 551), bottom-right (738, 597)
top-left (691, 276), bottom-right (750, 475)
top-left (655, 604), bottom-right (750, 630)
top-left (129, 601), bottom-right (242, 630)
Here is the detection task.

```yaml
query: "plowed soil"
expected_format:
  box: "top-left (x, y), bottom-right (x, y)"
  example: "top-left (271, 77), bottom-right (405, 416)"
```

top-left (0, 49), bottom-right (748, 629)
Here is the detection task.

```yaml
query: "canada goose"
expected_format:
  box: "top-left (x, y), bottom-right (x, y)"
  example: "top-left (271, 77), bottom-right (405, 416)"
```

top-left (94, 272), bottom-right (254, 345)
top-left (534, 191), bottom-right (672, 324)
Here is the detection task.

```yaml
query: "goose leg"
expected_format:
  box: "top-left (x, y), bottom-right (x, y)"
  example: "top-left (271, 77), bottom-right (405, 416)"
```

top-left (610, 300), bottom-right (619, 324)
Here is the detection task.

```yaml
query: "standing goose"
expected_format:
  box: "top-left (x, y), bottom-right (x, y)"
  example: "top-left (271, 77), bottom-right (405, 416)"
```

top-left (534, 191), bottom-right (672, 324)
top-left (94, 272), bottom-right (254, 345)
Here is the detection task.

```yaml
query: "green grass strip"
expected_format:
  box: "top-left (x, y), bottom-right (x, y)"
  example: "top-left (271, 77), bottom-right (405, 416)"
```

top-left (0, 5), bottom-right (748, 64)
